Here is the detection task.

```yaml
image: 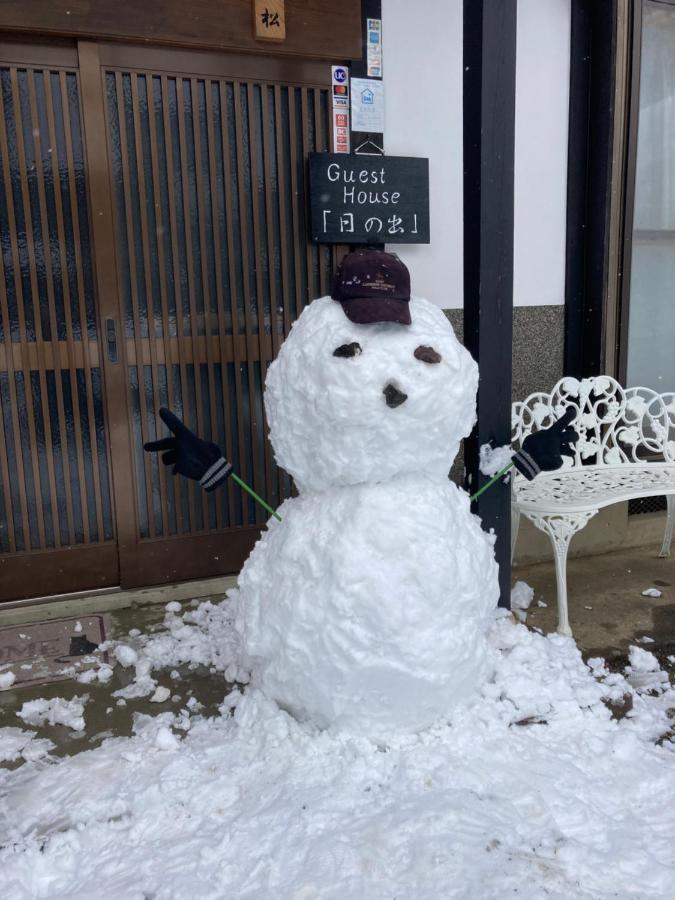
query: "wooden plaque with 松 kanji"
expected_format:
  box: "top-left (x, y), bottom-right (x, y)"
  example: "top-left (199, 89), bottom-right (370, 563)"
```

top-left (254, 0), bottom-right (286, 41)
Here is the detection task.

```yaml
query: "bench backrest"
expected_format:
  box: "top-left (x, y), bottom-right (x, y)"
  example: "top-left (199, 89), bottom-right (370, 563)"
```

top-left (511, 375), bottom-right (675, 467)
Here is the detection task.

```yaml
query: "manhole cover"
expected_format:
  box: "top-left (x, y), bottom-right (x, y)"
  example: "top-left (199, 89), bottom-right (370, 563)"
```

top-left (0, 615), bottom-right (110, 688)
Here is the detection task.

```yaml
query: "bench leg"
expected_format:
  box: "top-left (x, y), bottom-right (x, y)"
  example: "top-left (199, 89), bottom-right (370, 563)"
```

top-left (524, 511), bottom-right (597, 638)
top-left (658, 495), bottom-right (674, 558)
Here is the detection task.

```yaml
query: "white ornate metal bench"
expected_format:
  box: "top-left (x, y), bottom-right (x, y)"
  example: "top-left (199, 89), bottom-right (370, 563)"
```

top-left (511, 375), bottom-right (675, 636)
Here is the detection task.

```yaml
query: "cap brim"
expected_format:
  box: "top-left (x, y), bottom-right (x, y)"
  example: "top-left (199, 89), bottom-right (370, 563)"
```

top-left (339, 296), bottom-right (411, 326)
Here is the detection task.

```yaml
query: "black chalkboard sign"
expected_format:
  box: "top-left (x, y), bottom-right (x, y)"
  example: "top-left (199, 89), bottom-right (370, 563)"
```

top-left (308, 153), bottom-right (430, 244)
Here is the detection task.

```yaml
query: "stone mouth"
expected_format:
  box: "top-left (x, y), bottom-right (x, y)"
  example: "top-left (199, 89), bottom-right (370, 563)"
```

top-left (383, 383), bottom-right (408, 409)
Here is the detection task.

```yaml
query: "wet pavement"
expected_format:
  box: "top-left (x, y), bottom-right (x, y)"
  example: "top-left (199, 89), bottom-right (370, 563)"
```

top-left (515, 542), bottom-right (675, 674)
top-left (0, 599), bottom-right (235, 769)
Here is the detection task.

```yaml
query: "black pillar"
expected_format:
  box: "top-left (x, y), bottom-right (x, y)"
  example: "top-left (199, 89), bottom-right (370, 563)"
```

top-left (564, 0), bottom-right (617, 378)
top-left (463, 0), bottom-right (517, 608)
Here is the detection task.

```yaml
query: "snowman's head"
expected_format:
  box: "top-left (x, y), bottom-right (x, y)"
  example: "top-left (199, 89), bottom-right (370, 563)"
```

top-left (265, 296), bottom-right (478, 493)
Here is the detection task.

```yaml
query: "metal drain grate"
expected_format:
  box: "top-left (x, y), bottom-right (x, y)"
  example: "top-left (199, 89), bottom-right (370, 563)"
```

top-left (628, 496), bottom-right (667, 515)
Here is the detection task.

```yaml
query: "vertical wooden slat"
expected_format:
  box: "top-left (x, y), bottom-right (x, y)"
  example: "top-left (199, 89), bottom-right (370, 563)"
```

top-left (44, 70), bottom-right (95, 544)
top-left (204, 79), bottom-right (237, 526)
top-left (26, 69), bottom-right (77, 546)
top-left (287, 88), bottom-right (306, 324)
top-left (175, 76), bottom-right (209, 529)
top-left (0, 216), bottom-right (18, 552)
top-left (300, 87), bottom-right (316, 309)
top-left (261, 84), bottom-right (285, 507)
top-left (219, 79), bottom-right (248, 526)
top-left (232, 81), bottom-right (262, 526)
top-left (0, 75), bottom-right (31, 550)
top-left (7, 69), bottom-right (49, 548)
top-left (58, 68), bottom-right (107, 543)
top-left (246, 82), bottom-right (273, 520)
top-left (273, 84), bottom-right (292, 339)
top-left (146, 73), bottom-right (182, 531)
top-left (129, 72), bottom-right (170, 534)
top-left (190, 76), bottom-right (223, 529)
top-left (0, 333), bottom-right (17, 552)
top-left (261, 86), bottom-right (282, 358)
top-left (160, 73), bottom-right (197, 533)
top-left (108, 70), bottom-right (157, 538)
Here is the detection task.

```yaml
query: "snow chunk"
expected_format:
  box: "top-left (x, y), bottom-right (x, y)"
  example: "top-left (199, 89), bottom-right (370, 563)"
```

top-left (511, 581), bottom-right (534, 611)
top-left (77, 664), bottom-right (114, 685)
top-left (628, 646), bottom-right (660, 672)
top-left (625, 646), bottom-right (669, 694)
top-left (17, 695), bottom-right (88, 732)
top-left (641, 586), bottom-right (662, 598)
top-left (115, 644), bottom-right (138, 667)
top-left (150, 686), bottom-right (171, 704)
top-left (510, 581), bottom-right (534, 622)
top-left (154, 726), bottom-right (179, 750)
top-left (0, 670), bottom-right (16, 690)
top-left (0, 727), bottom-right (54, 763)
top-left (479, 443), bottom-right (514, 477)
top-left (165, 601), bottom-right (182, 613)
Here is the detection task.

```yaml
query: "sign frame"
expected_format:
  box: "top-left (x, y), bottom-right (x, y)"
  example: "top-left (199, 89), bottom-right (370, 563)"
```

top-left (308, 152), bottom-right (430, 244)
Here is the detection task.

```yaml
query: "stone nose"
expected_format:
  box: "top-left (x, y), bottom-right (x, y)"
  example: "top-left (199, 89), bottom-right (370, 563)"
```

top-left (383, 382), bottom-right (408, 409)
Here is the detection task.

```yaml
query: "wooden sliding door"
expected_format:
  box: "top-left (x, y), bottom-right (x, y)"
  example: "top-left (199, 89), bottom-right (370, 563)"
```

top-left (0, 39), bottom-right (334, 600)
top-left (0, 42), bottom-right (117, 600)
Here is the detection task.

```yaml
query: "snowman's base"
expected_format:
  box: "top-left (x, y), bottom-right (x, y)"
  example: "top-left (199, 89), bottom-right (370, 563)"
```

top-left (231, 474), bottom-right (500, 742)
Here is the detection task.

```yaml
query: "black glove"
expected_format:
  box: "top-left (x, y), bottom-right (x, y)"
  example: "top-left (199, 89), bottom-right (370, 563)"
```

top-left (143, 408), bottom-right (232, 493)
top-left (512, 407), bottom-right (578, 481)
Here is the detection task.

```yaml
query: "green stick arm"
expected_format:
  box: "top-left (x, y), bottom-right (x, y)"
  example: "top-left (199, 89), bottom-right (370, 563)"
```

top-left (230, 472), bottom-right (282, 521)
top-left (469, 461), bottom-right (514, 503)
top-left (228, 459), bottom-right (513, 522)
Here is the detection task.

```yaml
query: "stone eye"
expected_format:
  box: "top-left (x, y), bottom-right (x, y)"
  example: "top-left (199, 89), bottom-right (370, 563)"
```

top-left (414, 345), bottom-right (442, 364)
top-left (333, 342), bottom-right (362, 358)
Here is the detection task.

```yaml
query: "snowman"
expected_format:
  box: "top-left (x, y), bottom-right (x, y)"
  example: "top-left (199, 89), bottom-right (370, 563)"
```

top-left (145, 250), bottom-right (577, 741)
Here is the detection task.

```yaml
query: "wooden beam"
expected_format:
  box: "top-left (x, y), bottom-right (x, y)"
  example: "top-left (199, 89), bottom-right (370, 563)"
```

top-left (463, 0), bottom-right (517, 608)
top-left (0, 0), bottom-right (361, 62)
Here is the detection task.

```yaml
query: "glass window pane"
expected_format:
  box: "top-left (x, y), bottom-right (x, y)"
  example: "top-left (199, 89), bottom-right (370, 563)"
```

top-left (626, 1), bottom-right (675, 390)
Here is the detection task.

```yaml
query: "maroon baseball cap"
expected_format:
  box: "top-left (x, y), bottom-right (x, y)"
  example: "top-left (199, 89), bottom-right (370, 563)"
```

top-left (331, 249), bottom-right (411, 325)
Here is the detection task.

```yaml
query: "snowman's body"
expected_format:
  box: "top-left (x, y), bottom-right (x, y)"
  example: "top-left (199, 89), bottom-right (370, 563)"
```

top-left (230, 295), bottom-right (499, 740)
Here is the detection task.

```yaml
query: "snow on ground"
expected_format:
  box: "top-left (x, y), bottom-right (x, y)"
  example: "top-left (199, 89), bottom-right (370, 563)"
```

top-left (16, 696), bottom-right (89, 733)
top-left (0, 728), bottom-right (54, 764)
top-left (1, 607), bottom-right (674, 900)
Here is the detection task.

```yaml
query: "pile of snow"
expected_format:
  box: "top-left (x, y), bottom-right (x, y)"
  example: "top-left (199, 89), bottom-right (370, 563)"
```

top-left (16, 695), bottom-right (88, 733)
top-left (0, 728), bottom-right (53, 764)
top-left (1, 614), bottom-right (674, 899)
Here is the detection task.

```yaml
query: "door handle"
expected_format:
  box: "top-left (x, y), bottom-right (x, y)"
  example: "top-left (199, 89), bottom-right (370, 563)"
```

top-left (105, 318), bottom-right (118, 363)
